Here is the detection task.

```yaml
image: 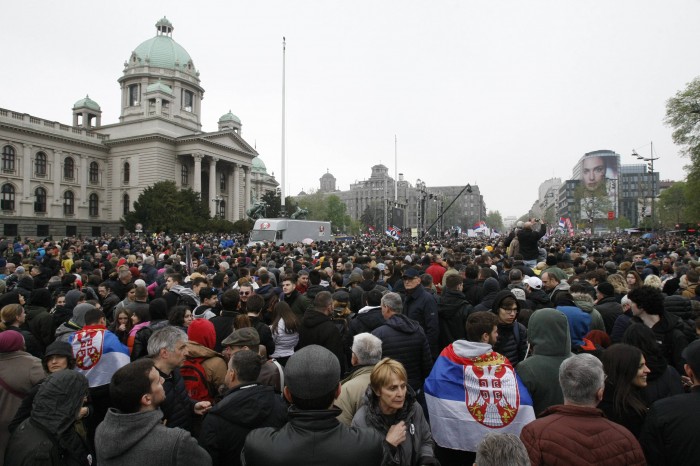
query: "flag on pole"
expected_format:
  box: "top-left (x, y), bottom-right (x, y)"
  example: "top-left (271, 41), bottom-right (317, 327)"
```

top-left (558, 217), bottom-right (566, 229)
top-left (385, 226), bottom-right (401, 240)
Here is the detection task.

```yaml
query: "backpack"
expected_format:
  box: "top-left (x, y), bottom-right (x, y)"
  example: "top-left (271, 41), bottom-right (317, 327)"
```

top-left (180, 357), bottom-right (216, 402)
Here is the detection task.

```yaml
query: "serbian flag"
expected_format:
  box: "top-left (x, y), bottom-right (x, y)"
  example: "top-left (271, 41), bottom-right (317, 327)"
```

top-left (558, 217), bottom-right (566, 229)
top-left (473, 220), bottom-right (487, 229)
top-left (70, 325), bottom-right (130, 388)
top-left (385, 226), bottom-right (401, 240)
top-left (424, 340), bottom-right (535, 452)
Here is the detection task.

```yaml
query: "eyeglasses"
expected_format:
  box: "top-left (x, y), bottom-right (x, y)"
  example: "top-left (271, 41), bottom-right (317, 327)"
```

top-left (240, 291), bottom-right (250, 296)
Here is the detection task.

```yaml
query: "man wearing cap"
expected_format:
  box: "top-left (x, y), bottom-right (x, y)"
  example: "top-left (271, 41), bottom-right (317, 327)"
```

top-left (640, 340), bottom-right (700, 464)
top-left (221, 327), bottom-right (283, 393)
top-left (242, 345), bottom-right (384, 466)
top-left (199, 350), bottom-right (287, 466)
top-left (402, 268), bottom-right (439, 358)
top-left (524, 276), bottom-right (551, 310)
top-left (594, 282), bottom-right (622, 334)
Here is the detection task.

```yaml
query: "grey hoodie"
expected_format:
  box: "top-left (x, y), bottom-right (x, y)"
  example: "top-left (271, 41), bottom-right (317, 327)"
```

top-left (516, 308), bottom-right (572, 416)
top-left (95, 408), bottom-right (211, 466)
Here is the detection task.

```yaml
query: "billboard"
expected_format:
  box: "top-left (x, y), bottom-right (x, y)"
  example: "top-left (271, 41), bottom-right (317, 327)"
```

top-left (578, 151), bottom-right (619, 220)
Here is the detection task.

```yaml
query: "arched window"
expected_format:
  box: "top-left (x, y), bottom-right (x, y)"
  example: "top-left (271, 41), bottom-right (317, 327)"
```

top-left (123, 193), bottom-right (130, 216)
top-left (2, 146), bottom-right (15, 172)
top-left (35, 152), bottom-right (47, 177)
top-left (181, 164), bottom-right (189, 186)
top-left (219, 171), bottom-right (226, 191)
top-left (1, 184), bottom-right (15, 211)
top-left (63, 191), bottom-right (74, 215)
top-left (34, 187), bottom-right (47, 213)
top-left (64, 156), bottom-right (75, 180)
top-left (89, 193), bottom-right (99, 216)
top-left (89, 161), bottom-right (99, 184)
top-left (123, 162), bottom-right (130, 184)
top-left (218, 200), bottom-right (226, 218)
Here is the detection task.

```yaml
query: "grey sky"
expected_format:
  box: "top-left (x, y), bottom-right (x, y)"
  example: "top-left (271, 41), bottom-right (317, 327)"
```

top-left (2, 1), bottom-right (695, 218)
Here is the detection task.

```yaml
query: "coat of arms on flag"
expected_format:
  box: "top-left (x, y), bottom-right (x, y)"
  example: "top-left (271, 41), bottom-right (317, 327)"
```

top-left (72, 328), bottom-right (105, 370)
top-left (464, 353), bottom-right (520, 427)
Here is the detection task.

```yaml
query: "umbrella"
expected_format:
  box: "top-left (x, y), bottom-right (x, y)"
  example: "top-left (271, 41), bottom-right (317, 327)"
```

top-left (301, 238), bottom-right (314, 245)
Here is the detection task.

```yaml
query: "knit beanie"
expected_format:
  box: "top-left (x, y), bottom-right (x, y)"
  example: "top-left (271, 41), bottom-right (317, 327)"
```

top-left (188, 318), bottom-right (216, 350)
top-left (0, 330), bottom-right (24, 352)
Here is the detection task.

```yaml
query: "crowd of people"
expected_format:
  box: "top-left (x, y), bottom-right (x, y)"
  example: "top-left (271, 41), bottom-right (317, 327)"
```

top-left (0, 220), bottom-right (699, 465)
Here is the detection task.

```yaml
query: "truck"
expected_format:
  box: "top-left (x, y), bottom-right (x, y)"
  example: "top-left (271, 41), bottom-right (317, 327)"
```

top-left (247, 218), bottom-right (332, 246)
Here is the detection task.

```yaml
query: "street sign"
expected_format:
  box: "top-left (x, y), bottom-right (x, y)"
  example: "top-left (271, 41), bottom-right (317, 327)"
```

top-left (607, 211), bottom-right (614, 220)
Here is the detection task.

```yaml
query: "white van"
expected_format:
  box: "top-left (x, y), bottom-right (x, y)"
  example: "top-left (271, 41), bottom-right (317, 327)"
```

top-left (247, 218), bottom-right (332, 246)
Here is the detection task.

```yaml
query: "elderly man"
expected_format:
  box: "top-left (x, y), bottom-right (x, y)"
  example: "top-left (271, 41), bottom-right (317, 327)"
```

top-left (148, 326), bottom-right (211, 432)
top-left (242, 345), bottom-right (383, 466)
top-left (335, 332), bottom-right (383, 425)
top-left (520, 354), bottom-right (645, 465)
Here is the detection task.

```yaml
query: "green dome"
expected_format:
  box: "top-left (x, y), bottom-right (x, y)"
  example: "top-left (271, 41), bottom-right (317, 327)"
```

top-left (73, 95), bottom-right (101, 111)
top-left (219, 110), bottom-right (241, 124)
top-left (252, 156), bottom-right (267, 174)
top-left (132, 18), bottom-right (195, 72)
top-left (146, 80), bottom-right (174, 95)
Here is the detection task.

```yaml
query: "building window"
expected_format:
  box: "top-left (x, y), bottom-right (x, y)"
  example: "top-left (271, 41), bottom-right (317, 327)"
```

top-left (123, 162), bottom-right (130, 184)
top-left (123, 193), bottom-right (130, 216)
top-left (89, 161), bottom-right (99, 184)
top-left (89, 193), bottom-right (99, 217)
top-left (35, 152), bottom-right (47, 177)
top-left (1, 184), bottom-right (15, 211)
top-left (220, 171), bottom-right (226, 191)
top-left (92, 227), bottom-right (101, 237)
top-left (37, 224), bottom-right (49, 237)
top-left (181, 164), bottom-right (189, 186)
top-left (182, 90), bottom-right (194, 112)
top-left (2, 145), bottom-right (15, 172)
top-left (64, 191), bottom-right (74, 215)
top-left (218, 200), bottom-right (226, 218)
top-left (64, 156), bottom-right (75, 180)
top-left (128, 84), bottom-right (140, 106)
top-left (4, 224), bottom-right (17, 236)
top-left (34, 187), bottom-right (47, 213)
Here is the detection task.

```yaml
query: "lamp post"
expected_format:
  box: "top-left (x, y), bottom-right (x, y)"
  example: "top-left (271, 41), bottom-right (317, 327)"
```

top-left (632, 142), bottom-right (659, 231)
top-left (212, 195), bottom-right (223, 218)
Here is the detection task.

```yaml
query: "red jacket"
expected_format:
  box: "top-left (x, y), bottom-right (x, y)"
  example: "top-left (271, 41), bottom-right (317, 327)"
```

top-left (520, 405), bottom-right (645, 466)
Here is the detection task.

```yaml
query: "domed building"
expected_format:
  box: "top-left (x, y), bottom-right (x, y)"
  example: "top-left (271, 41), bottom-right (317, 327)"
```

top-left (0, 17), bottom-right (277, 237)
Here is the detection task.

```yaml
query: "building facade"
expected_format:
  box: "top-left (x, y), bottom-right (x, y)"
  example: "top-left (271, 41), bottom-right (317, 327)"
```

top-left (0, 17), bottom-right (277, 238)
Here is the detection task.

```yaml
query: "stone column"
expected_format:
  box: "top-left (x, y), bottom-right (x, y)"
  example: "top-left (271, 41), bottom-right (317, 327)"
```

top-left (22, 144), bottom-right (32, 197)
top-left (232, 164), bottom-right (240, 221)
top-left (53, 150), bottom-right (61, 216)
top-left (80, 154), bottom-right (88, 205)
top-left (193, 153), bottom-right (202, 194)
top-left (209, 157), bottom-right (218, 215)
top-left (244, 166), bottom-right (252, 213)
top-left (228, 167), bottom-right (235, 221)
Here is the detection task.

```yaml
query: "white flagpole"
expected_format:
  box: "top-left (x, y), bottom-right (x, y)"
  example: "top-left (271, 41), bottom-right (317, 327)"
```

top-left (281, 37), bottom-right (286, 215)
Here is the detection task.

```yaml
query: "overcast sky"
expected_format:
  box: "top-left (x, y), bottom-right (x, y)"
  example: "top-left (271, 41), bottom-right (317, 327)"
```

top-left (2, 1), bottom-right (697, 218)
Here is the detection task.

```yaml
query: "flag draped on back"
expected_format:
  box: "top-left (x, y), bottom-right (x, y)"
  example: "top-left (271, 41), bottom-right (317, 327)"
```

top-left (70, 326), bottom-right (130, 388)
top-left (424, 340), bottom-right (535, 452)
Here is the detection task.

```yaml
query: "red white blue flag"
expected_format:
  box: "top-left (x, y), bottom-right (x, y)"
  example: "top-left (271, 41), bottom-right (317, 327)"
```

top-left (70, 325), bottom-right (130, 388)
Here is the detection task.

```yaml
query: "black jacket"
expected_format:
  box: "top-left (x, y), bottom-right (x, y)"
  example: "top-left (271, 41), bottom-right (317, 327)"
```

top-left (596, 296), bottom-right (623, 334)
top-left (436, 289), bottom-right (471, 349)
top-left (158, 366), bottom-right (196, 432)
top-left (242, 407), bottom-right (384, 466)
top-left (348, 306), bottom-right (385, 337)
top-left (490, 291), bottom-right (528, 367)
top-left (634, 312), bottom-right (692, 374)
top-left (403, 284), bottom-right (439, 358)
top-left (517, 223), bottom-right (546, 260)
top-left (210, 310), bottom-right (239, 353)
top-left (297, 309), bottom-right (346, 376)
top-left (199, 383), bottom-right (287, 466)
top-left (640, 387), bottom-right (700, 465)
top-left (597, 381), bottom-right (647, 438)
top-left (372, 314), bottom-right (432, 391)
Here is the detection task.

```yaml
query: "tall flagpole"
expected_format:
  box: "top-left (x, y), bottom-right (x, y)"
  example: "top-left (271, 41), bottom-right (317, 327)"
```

top-left (280, 37), bottom-right (286, 216)
top-left (394, 135), bottom-right (398, 204)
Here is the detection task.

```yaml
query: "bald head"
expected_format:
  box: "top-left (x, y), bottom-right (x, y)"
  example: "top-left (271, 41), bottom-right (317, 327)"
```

top-left (524, 222), bottom-right (533, 230)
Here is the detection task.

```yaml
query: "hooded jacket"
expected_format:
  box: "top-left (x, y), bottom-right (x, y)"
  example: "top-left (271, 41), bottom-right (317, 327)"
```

top-left (96, 408), bottom-right (211, 466)
top-left (473, 278), bottom-right (501, 312)
top-left (594, 296), bottom-right (623, 334)
top-left (348, 305), bottom-right (385, 337)
top-left (403, 283), bottom-right (439, 358)
top-left (516, 308), bottom-right (572, 416)
top-left (297, 309), bottom-right (346, 376)
top-left (5, 371), bottom-right (91, 466)
top-left (490, 290), bottom-right (528, 367)
top-left (372, 313), bottom-right (433, 390)
top-left (570, 293), bottom-right (606, 332)
top-left (436, 288), bottom-right (471, 348)
top-left (199, 383), bottom-right (287, 466)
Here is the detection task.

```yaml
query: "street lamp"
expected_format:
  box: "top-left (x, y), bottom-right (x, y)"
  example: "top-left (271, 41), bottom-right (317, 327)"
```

top-left (631, 142), bottom-right (660, 231)
top-left (212, 195), bottom-right (223, 218)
